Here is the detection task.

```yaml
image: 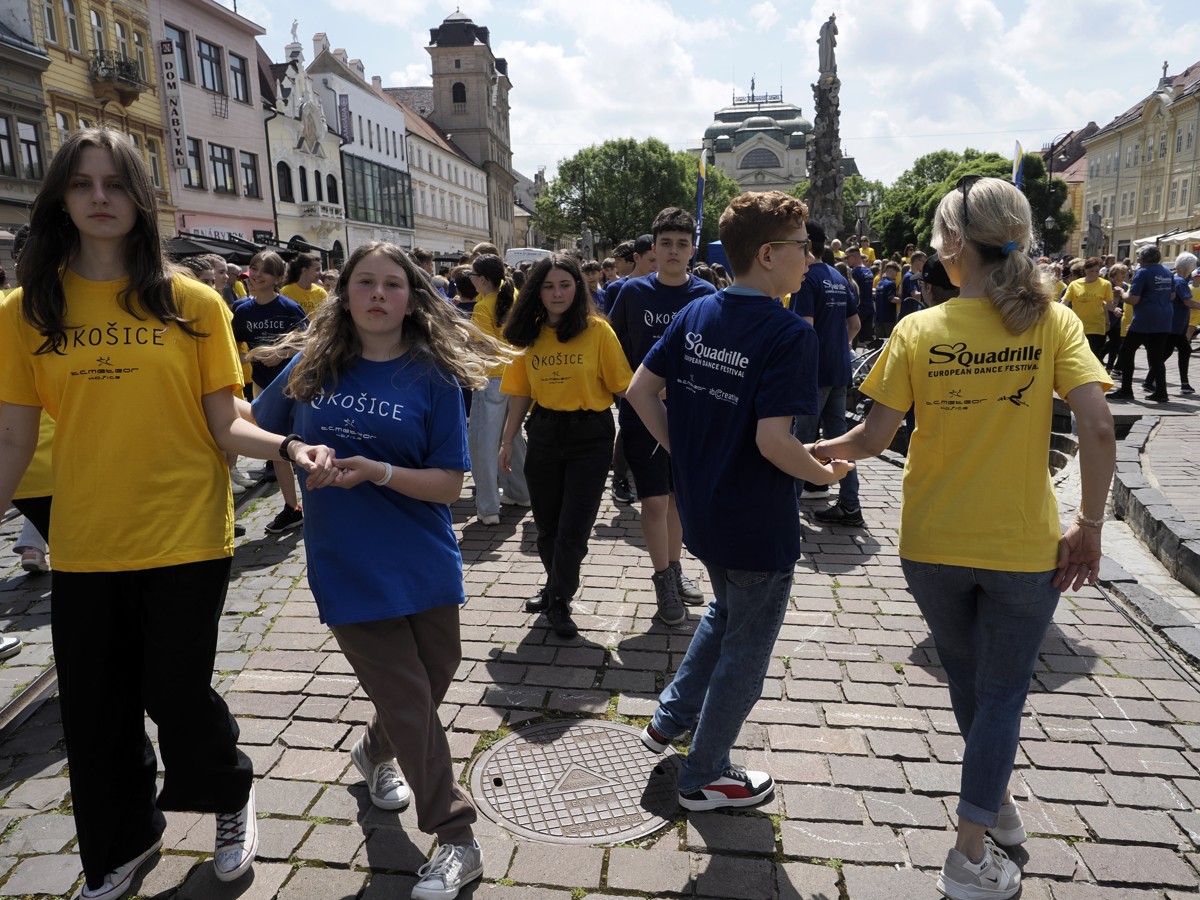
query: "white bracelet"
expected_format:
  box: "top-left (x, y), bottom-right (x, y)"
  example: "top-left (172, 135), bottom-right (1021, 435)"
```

top-left (1075, 513), bottom-right (1105, 528)
top-left (373, 461), bottom-right (393, 486)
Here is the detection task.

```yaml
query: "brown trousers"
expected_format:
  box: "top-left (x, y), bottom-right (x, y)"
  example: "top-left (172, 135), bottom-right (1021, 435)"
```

top-left (330, 604), bottom-right (477, 845)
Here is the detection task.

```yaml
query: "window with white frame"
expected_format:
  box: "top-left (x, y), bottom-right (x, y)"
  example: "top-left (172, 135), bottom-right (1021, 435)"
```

top-left (62, 0), bottom-right (80, 52)
top-left (89, 9), bottom-right (104, 53)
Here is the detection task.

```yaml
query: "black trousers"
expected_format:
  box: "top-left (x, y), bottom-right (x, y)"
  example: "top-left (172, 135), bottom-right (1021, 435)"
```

top-left (1118, 331), bottom-right (1170, 394)
top-left (1162, 332), bottom-right (1192, 387)
top-left (524, 408), bottom-right (615, 600)
top-left (1085, 332), bottom-right (1106, 361)
top-left (12, 495), bottom-right (51, 543)
top-left (52, 556), bottom-right (253, 887)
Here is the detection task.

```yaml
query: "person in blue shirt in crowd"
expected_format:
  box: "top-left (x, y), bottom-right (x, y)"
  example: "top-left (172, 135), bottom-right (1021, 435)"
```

top-left (626, 190), bottom-right (852, 813)
top-left (899, 250), bottom-right (927, 321)
top-left (792, 222), bottom-right (863, 526)
top-left (1109, 245), bottom-right (1177, 402)
top-left (608, 207), bottom-right (716, 624)
top-left (581, 260), bottom-right (606, 311)
top-left (845, 245), bottom-right (875, 347)
top-left (253, 241), bottom-right (512, 900)
top-left (1152, 251), bottom-right (1199, 396)
top-left (874, 260), bottom-right (901, 339)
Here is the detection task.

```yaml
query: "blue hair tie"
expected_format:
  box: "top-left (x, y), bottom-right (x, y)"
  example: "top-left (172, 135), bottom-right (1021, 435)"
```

top-left (1001, 241), bottom-right (1017, 256)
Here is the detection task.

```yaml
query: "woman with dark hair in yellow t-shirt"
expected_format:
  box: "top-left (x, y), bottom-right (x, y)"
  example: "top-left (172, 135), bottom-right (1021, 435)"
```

top-left (817, 177), bottom-right (1115, 900)
top-left (0, 127), bottom-right (336, 899)
top-left (281, 252), bottom-right (329, 316)
top-left (499, 254), bottom-right (633, 638)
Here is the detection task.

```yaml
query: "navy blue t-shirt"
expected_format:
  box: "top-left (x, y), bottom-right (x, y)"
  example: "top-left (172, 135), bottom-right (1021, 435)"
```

top-left (602, 276), bottom-right (628, 314)
top-left (253, 352), bottom-right (470, 625)
top-left (1171, 274), bottom-right (1192, 334)
top-left (875, 279), bottom-right (897, 324)
top-left (849, 264), bottom-right (874, 316)
top-left (793, 262), bottom-right (858, 387)
top-left (643, 286), bottom-right (818, 571)
top-left (232, 295), bottom-right (307, 386)
top-left (1128, 264), bottom-right (1174, 333)
top-left (898, 271), bottom-right (923, 320)
top-left (610, 273), bottom-right (716, 428)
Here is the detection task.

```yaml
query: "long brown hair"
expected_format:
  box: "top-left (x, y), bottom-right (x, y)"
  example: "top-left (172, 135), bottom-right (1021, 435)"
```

top-left (258, 241), bottom-right (514, 402)
top-left (20, 127), bottom-right (201, 354)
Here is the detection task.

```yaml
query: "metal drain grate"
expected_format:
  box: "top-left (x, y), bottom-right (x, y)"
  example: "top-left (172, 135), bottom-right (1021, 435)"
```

top-left (469, 720), bottom-right (681, 844)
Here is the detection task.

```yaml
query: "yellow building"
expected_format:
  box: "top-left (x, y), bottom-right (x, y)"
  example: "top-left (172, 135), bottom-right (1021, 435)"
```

top-left (1082, 62), bottom-right (1200, 261)
top-left (32, 0), bottom-right (175, 233)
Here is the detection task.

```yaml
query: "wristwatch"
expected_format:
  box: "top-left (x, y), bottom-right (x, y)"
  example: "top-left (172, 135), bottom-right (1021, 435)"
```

top-left (279, 433), bottom-right (304, 461)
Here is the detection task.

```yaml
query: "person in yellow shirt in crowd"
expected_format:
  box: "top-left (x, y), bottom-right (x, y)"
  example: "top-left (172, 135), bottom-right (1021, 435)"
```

top-left (280, 252), bottom-right (329, 316)
top-left (499, 255), bottom-right (633, 638)
top-left (0, 126), bottom-right (337, 900)
top-left (858, 235), bottom-right (876, 265)
top-left (1103, 263), bottom-right (1130, 372)
top-left (468, 254), bottom-right (530, 525)
top-left (817, 176), bottom-right (1115, 900)
top-left (1061, 257), bottom-right (1113, 359)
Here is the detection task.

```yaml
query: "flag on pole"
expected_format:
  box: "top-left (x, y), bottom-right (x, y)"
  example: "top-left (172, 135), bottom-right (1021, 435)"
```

top-left (1012, 141), bottom-right (1024, 191)
top-left (693, 154), bottom-right (706, 257)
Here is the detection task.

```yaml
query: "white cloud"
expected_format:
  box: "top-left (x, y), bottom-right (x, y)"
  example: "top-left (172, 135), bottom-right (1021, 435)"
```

top-left (750, 2), bottom-right (779, 30)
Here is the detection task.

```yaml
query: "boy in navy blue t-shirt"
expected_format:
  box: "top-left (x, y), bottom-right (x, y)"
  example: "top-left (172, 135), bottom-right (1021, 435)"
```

top-left (609, 207), bottom-right (716, 625)
top-left (626, 191), bottom-right (853, 812)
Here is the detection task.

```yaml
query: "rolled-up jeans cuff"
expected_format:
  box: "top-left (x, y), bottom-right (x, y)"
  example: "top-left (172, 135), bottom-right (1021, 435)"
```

top-left (956, 797), bottom-right (998, 828)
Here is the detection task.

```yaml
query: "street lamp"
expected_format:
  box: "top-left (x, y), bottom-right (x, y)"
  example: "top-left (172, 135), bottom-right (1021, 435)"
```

top-left (855, 198), bottom-right (870, 239)
top-left (1043, 132), bottom-right (1071, 252)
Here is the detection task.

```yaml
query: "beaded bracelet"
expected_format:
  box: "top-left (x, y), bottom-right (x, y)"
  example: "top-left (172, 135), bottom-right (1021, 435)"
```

top-left (1075, 513), bottom-right (1105, 528)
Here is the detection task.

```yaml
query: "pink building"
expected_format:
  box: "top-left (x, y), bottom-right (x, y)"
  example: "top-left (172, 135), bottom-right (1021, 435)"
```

top-left (152, 0), bottom-right (272, 241)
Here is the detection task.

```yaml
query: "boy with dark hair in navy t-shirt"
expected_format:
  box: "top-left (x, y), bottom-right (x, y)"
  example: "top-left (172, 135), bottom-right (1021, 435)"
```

top-left (626, 191), bottom-right (853, 812)
top-left (609, 207), bottom-right (716, 625)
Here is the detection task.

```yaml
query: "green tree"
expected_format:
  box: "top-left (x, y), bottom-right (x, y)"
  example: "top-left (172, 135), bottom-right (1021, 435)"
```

top-left (532, 138), bottom-right (690, 246)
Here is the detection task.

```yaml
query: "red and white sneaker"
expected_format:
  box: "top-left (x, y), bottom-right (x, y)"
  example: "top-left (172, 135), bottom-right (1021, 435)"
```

top-left (678, 765), bottom-right (774, 811)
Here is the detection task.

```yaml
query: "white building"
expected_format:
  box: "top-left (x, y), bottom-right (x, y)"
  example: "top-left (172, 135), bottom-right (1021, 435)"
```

top-left (307, 33), bottom-right (414, 252)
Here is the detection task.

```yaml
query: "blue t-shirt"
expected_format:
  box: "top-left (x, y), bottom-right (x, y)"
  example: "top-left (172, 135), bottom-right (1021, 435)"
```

top-left (643, 286), bottom-right (818, 571)
top-left (232, 295), bottom-right (307, 386)
top-left (1171, 274), bottom-right (1192, 334)
top-left (875, 279), bottom-right (897, 324)
top-left (898, 272), bottom-right (923, 320)
top-left (252, 352), bottom-right (470, 626)
top-left (610, 273), bottom-right (717, 428)
top-left (1128, 264), bottom-right (1174, 333)
top-left (602, 276), bottom-right (628, 313)
top-left (793, 262), bottom-right (859, 387)
top-left (849, 265), bottom-right (875, 316)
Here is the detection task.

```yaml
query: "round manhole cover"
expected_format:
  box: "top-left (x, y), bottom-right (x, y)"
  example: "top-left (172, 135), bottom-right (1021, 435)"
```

top-left (469, 719), bottom-right (681, 844)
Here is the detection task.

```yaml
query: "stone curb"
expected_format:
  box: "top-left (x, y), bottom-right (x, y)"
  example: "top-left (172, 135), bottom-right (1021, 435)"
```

top-left (1107, 414), bottom-right (1200, 667)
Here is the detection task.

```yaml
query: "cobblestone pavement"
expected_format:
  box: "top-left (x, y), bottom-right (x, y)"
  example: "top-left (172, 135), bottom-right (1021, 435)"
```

top-left (1, 455), bottom-right (1200, 899)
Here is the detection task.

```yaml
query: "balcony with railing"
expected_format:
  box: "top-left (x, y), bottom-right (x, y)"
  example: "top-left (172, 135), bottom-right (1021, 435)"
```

top-left (88, 50), bottom-right (144, 106)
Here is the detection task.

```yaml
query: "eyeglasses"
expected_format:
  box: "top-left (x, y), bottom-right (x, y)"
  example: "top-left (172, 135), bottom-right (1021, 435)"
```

top-left (956, 174), bottom-right (984, 231)
top-left (766, 239), bottom-right (812, 252)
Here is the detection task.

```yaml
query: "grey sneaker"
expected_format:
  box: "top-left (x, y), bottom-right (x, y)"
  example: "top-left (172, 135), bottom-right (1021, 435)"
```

top-left (351, 738), bottom-right (411, 810)
top-left (411, 840), bottom-right (484, 900)
top-left (652, 568), bottom-right (687, 625)
top-left (987, 800), bottom-right (1026, 845)
top-left (669, 561), bottom-right (705, 604)
top-left (937, 839), bottom-right (1020, 899)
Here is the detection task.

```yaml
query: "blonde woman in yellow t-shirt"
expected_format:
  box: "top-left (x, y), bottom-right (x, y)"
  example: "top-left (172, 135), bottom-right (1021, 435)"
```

top-left (280, 252), bottom-right (329, 316)
top-left (468, 254), bottom-right (529, 524)
top-left (0, 127), bottom-right (337, 897)
top-left (499, 254), bottom-right (632, 638)
top-left (817, 177), bottom-right (1115, 900)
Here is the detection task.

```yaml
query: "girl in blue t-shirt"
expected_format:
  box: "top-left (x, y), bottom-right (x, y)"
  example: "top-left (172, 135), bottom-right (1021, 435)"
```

top-left (251, 241), bottom-right (511, 900)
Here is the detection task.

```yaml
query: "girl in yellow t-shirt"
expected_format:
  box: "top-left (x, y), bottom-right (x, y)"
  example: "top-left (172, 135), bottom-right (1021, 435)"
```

top-left (468, 254), bottom-right (529, 524)
top-left (816, 177), bottom-right (1114, 900)
top-left (499, 254), bottom-right (632, 638)
top-left (0, 127), bottom-right (336, 897)
top-left (280, 251), bottom-right (329, 316)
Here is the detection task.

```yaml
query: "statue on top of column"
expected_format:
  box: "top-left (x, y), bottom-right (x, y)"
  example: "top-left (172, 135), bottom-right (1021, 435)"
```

top-left (818, 15), bottom-right (838, 76)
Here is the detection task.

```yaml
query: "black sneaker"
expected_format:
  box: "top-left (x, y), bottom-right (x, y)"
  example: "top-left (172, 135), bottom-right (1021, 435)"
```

top-left (813, 504), bottom-right (865, 526)
top-left (265, 505), bottom-right (303, 533)
top-left (611, 476), bottom-right (636, 505)
top-left (1181, 384), bottom-right (1195, 394)
top-left (524, 590), bottom-right (549, 613)
top-left (678, 765), bottom-right (774, 811)
top-left (233, 524), bottom-right (246, 538)
top-left (1147, 392), bottom-right (1169, 403)
top-left (669, 561), bottom-right (705, 604)
top-left (1107, 389), bottom-right (1134, 401)
top-left (546, 599), bottom-right (578, 638)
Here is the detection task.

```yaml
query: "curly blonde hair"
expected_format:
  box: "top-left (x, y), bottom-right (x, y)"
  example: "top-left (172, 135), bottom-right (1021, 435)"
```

top-left (252, 241), bottom-right (514, 402)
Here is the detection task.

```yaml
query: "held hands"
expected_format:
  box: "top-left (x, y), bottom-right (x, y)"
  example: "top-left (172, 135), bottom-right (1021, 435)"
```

top-left (313, 455), bottom-right (380, 490)
top-left (1054, 521), bottom-right (1102, 591)
top-left (824, 459), bottom-right (856, 483)
top-left (290, 442), bottom-right (337, 487)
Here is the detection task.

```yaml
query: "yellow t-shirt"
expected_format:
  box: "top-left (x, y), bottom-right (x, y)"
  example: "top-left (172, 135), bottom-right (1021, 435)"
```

top-left (280, 282), bottom-right (328, 316)
top-left (471, 290), bottom-right (516, 379)
top-left (1119, 284), bottom-right (1134, 337)
top-left (12, 410), bottom-right (55, 500)
top-left (861, 300), bottom-right (1110, 572)
top-left (0, 273), bottom-right (245, 571)
top-left (1062, 278), bottom-right (1113, 335)
top-left (232, 278), bottom-right (247, 299)
top-left (1054, 280), bottom-right (1067, 299)
top-left (500, 316), bottom-right (632, 411)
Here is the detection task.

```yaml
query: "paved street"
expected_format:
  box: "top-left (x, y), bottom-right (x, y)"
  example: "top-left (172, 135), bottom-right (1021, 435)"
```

top-left (0, 429), bottom-right (1199, 898)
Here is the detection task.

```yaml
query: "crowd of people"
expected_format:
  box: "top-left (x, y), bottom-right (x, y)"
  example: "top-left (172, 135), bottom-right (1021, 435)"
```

top-left (0, 128), bottom-right (1145, 900)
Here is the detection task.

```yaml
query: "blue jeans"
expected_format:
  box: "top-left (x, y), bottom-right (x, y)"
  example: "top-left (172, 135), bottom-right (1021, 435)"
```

top-left (794, 384), bottom-right (859, 509)
top-left (468, 377), bottom-right (529, 517)
top-left (902, 559), bottom-right (1059, 827)
top-left (651, 563), bottom-right (794, 793)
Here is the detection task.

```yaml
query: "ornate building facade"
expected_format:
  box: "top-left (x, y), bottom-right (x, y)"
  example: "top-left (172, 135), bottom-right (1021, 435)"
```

top-left (0, 4), bottom-right (49, 243)
top-left (699, 86), bottom-right (811, 191)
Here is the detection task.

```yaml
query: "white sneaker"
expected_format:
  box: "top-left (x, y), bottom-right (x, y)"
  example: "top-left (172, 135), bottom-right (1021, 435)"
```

top-left (19, 548), bottom-right (49, 573)
top-left (80, 837), bottom-right (162, 899)
top-left (351, 737), bottom-right (410, 810)
top-left (411, 840), bottom-right (484, 900)
top-left (800, 486), bottom-right (829, 500)
top-left (987, 800), bottom-right (1027, 845)
top-left (937, 838), bottom-right (1020, 899)
top-left (229, 480), bottom-right (246, 495)
top-left (479, 514), bottom-right (500, 526)
top-left (230, 468), bottom-right (258, 488)
top-left (213, 787), bottom-right (257, 882)
top-left (0, 634), bottom-right (22, 660)
top-left (500, 494), bottom-right (531, 507)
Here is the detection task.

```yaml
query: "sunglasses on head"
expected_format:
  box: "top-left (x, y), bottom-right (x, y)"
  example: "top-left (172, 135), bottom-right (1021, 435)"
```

top-left (955, 174), bottom-right (984, 231)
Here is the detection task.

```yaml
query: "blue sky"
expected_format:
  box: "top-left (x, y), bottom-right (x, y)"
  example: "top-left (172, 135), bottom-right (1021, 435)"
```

top-left (232, 0), bottom-right (1200, 187)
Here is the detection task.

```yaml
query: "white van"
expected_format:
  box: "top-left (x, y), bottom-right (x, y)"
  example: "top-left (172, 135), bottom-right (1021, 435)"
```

top-left (504, 247), bottom-right (553, 268)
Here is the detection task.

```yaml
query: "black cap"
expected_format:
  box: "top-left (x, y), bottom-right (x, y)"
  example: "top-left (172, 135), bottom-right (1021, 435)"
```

top-left (922, 252), bottom-right (956, 290)
top-left (633, 234), bottom-right (654, 255)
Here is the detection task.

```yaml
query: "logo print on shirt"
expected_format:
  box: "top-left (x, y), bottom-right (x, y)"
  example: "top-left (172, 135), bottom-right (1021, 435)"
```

top-left (70, 354), bottom-right (140, 380)
top-left (682, 332), bottom-right (750, 377)
top-left (1000, 377), bottom-right (1035, 407)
